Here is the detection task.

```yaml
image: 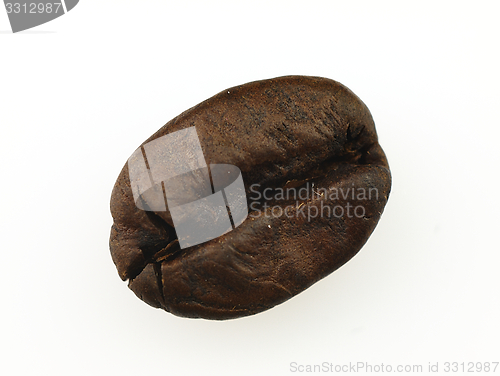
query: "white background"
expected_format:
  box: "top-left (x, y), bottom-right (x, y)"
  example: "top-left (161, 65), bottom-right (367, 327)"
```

top-left (1, 1), bottom-right (499, 375)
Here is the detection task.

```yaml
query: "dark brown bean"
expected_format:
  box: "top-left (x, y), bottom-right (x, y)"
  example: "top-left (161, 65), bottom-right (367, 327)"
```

top-left (109, 76), bottom-right (391, 320)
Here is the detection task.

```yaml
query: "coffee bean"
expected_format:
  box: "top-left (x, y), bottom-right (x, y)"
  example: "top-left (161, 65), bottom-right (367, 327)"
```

top-left (109, 76), bottom-right (391, 320)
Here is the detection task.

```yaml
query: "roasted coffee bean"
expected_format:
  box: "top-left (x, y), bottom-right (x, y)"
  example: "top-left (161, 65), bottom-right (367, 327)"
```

top-left (109, 76), bottom-right (391, 320)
